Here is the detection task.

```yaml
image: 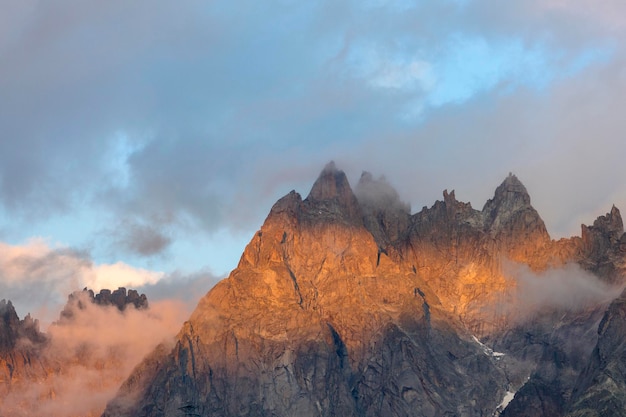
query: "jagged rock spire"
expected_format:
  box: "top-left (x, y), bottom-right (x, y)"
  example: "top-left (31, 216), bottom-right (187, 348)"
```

top-left (306, 161), bottom-right (353, 202)
top-left (482, 173), bottom-right (532, 225)
top-left (482, 173), bottom-right (545, 231)
top-left (580, 205), bottom-right (625, 283)
top-left (592, 205), bottom-right (624, 234)
top-left (0, 300), bottom-right (20, 352)
top-left (303, 161), bottom-right (363, 226)
top-left (480, 173), bottom-right (551, 265)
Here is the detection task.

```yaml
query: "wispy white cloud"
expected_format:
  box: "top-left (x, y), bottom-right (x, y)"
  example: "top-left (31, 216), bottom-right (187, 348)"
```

top-left (0, 239), bottom-right (164, 322)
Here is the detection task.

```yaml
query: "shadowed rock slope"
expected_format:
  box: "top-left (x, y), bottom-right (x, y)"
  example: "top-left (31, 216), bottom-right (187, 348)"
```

top-left (564, 288), bottom-right (626, 417)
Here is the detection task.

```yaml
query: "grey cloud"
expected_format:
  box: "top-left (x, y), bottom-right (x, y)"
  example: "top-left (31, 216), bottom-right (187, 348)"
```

top-left (496, 262), bottom-right (622, 325)
top-left (0, 240), bottom-right (167, 324)
top-left (1, 0), bottom-right (625, 259)
top-left (137, 269), bottom-right (221, 309)
top-left (112, 219), bottom-right (172, 257)
top-left (0, 245), bottom-right (92, 319)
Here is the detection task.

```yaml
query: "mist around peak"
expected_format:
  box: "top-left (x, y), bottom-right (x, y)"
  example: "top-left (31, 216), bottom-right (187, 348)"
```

top-left (0, 290), bottom-right (189, 417)
top-left (497, 262), bottom-right (622, 325)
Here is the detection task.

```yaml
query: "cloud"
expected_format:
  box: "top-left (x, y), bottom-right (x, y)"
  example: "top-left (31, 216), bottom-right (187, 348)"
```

top-left (109, 219), bottom-right (172, 257)
top-left (0, 239), bottom-right (164, 323)
top-left (496, 262), bottom-right (622, 324)
top-left (89, 262), bottom-right (163, 290)
top-left (1, 0), bottom-right (626, 276)
top-left (137, 269), bottom-right (219, 308)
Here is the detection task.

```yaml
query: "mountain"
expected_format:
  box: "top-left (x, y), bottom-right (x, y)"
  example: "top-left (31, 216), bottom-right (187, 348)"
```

top-left (103, 163), bottom-right (626, 417)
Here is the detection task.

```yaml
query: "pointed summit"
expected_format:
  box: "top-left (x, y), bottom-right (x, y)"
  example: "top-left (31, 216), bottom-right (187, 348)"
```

top-left (482, 173), bottom-right (534, 229)
top-left (303, 162), bottom-right (363, 226)
top-left (492, 172), bottom-right (531, 207)
top-left (307, 161), bottom-right (350, 202)
top-left (481, 173), bottom-right (550, 262)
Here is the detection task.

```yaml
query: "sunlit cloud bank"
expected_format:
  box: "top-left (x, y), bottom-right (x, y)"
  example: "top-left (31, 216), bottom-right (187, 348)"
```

top-left (0, 238), bottom-right (163, 322)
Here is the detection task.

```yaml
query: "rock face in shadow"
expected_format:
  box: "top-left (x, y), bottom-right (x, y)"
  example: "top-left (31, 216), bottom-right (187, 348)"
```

top-left (498, 307), bottom-right (606, 417)
top-left (497, 207), bottom-right (626, 417)
top-left (564, 288), bottom-right (626, 417)
top-left (103, 163), bottom-right (626, 417)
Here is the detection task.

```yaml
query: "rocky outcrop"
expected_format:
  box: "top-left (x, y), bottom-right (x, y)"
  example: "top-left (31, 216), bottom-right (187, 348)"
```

top-left (0, 299), bottom-right (49, 413)
top-left (579, 206), bottom-right (626, 284)
top-left (481, 173), bottom-right (551, 265)
top-left (60, 287), bottom-right (148, 320)
top-left (104, 164), bottom-right (508, 417)
top-left (496, 306), bottom-right (607, 417)
top-left (0, 300), bottom-right (47, 353)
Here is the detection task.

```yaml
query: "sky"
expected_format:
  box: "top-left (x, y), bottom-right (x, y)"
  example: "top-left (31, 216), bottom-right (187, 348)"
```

top-left (1, 0), bottom-right (626, 320)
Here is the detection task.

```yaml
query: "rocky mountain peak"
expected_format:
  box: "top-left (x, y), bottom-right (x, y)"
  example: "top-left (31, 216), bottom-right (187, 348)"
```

top-left (483, 173), bottom-right (532, 225)
top-left (302, 161), bottom-right (363, 226)
top-left (0, 300), bottom-right (18, 325)
top-left (101, 163), bottom-right (626, 417)
top-left (306, 161), bottom-right (345, 201)
top-left (60, 287), bottom-right (149, 321)
top-left (481, 173), bottom-right (550, 265)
